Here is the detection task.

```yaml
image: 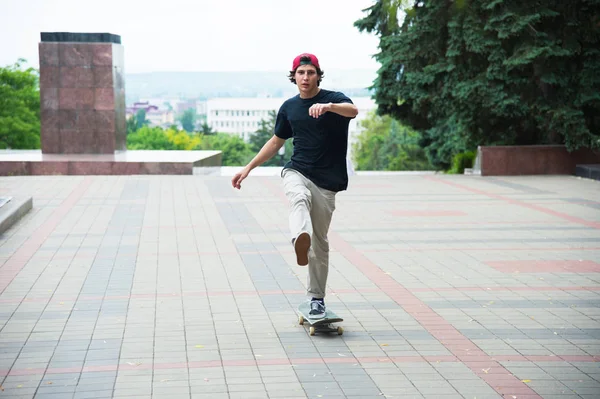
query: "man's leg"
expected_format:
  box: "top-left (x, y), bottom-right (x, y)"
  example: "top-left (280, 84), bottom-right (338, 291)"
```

top-left (282, 169), bottom-right (312, 265)
top-left (306, 183), bottom-right (336, 300)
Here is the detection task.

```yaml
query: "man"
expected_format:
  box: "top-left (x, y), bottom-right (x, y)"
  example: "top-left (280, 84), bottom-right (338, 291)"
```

top-left (231, 53), bottom-right (358, 318)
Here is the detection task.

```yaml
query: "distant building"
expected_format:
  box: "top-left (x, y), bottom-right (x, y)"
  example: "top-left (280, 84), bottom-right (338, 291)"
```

top-left (146, 108), bottom-right (175, 127)
top-left (126, 101), bottom-right (175, 128)
top-left (195, 101), bottom-right (208, 125)
top-left (176, 100), bottom-right (196, 113)
top-left (126, 101), bottom-right (158, 116)
top-left (204, 98), bottom-right (285, 141)
top-left (202, 97), bottom-right (376, 148)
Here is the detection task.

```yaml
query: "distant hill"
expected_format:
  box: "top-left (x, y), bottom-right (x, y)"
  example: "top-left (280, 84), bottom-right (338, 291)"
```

top-left (124, 69), bottom-right (376, 102)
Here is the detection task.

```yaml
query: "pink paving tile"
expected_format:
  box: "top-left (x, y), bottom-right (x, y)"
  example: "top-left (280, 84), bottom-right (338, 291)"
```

top-left (411, 286), bottom-right (600, 292)
top-left (481, 372), bottom-right (522, 381)
top-left (82, 365), bottom-right (116, 373)
top-left (504, 396), bottom-right (544, 399)
top-left (364, 246), bottom-right (600, 252)
top-left (390, 210), bottom-right (467, 217)
top-left (524, 355), bottom-right (562, 362)
top-left (328, 231), bottom-right (542, 399)
top-left (255, 359), bottom-right (292, 366)
top-left (495, 387), bottom-right (540, 395)
top-left (463, 360), bottom-right (516, 370)
top-left (487, 260), bottom-right (600, 273)
top-left (187, 360), bottom-right (222, 368)
top-left (358, 357), bottom-right (394, 364)
top-left (325, 357), bottom-right (360, 364)
top-left (0, 177), bottom-right (93, 294)
top-left (456, 353), bottom-right (491, 362)
top-left (423, 355), bottom-right (457, 362)
top-left (351, 183), bottom-right (393, 188)
top-left (426, 176), bottom-right (600, 229)
top-left (492, 355), bottom-right (527, 362)
top-left (389, 356), bottom-right (425, 363)
top-left (5, 355), bottom-right (598, 377)
top-left (5, 284), bottom-right (597, 305)
top-left (561, 355), bottom-right (600, 362)
top-left (289, 358), bottom-right (325, 365)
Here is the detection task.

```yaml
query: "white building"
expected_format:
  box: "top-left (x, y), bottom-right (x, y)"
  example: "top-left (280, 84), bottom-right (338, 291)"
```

top-left (204, 98), bottom-right (285, 141)
top-left (203, 96), bottom-right (376, 150)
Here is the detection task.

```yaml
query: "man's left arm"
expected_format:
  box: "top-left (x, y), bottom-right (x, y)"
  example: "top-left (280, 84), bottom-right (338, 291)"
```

top-left (329, 103), bottom-right (358, 118)
top-left (309, 102), bottom-right (358, 118)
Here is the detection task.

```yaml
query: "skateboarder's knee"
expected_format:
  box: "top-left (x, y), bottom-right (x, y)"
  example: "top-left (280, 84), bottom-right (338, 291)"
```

top-left (289, 191), bottom-right (311, 207)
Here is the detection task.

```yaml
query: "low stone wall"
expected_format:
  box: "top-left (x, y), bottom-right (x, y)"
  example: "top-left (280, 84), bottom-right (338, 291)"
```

top-left (479, 145), bottom-right (600, 176)
top-left (0, 150), bottom-right (222, 176)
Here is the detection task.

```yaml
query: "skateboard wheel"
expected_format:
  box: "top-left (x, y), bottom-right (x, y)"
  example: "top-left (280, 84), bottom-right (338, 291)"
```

top-left (309, 327), bottom-right (316, 336)
top-left (337, 326), bottom-right (344, 335)
top-left (298, 315), bottom-right (305, 325)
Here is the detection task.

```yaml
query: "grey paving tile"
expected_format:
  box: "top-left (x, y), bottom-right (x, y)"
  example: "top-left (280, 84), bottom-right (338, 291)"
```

top-left (3, 174), bottom-right (600, 399)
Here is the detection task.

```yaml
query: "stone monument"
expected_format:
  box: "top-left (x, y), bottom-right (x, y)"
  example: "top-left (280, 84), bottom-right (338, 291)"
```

top-left (0, 32), bottom-right (220, 175)
top-left (39, 32), bottom-right (126, 154)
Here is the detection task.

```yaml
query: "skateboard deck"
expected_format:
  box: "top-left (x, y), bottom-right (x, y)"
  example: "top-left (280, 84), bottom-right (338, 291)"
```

top-left (297, 302), bottom-right (344, 336)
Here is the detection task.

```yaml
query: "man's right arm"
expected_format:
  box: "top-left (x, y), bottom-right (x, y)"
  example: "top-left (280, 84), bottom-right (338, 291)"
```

top-left (247, 135), bottom-right (286, 171)
top-left (231, 135), bottom-right (286, 189)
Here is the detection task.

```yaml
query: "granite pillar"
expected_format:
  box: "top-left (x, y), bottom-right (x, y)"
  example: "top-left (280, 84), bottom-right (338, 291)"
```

top-left (39, 32), bottom-right (126, 154)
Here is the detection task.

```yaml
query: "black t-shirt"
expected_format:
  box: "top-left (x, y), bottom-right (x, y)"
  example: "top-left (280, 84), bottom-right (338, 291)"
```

top-left (274, 89), bottom-right (354, 192)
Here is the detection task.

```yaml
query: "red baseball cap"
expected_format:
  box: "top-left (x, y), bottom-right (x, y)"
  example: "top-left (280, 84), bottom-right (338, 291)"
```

top-left (292, 53), bottom-right (320, 70)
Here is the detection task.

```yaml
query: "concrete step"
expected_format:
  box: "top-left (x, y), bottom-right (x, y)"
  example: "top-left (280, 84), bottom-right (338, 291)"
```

top-left (575, 164), bottom-right (600, 181)
top-left (0, 196), bottom-right (33, 235)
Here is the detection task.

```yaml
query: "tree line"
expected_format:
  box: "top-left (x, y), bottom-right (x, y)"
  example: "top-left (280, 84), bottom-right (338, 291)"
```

top-left (354, 0), bottom-right (600, 170)
top-left (126, 109), bottom-right (293, 166)
top-left (6, 0), bottom-right (598, 175)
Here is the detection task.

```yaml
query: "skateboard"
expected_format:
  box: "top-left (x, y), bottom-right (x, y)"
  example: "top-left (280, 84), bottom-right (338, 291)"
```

top-left (297, 302), bottom-right (344, 336)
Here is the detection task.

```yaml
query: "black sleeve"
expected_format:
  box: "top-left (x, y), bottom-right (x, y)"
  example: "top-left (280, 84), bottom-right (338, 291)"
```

top-left (332, 91), bottom-right (353, 104)
top-left (331, 91), bottom-right (355, 120)
top-left (274, 104), bottom-right (292, 139)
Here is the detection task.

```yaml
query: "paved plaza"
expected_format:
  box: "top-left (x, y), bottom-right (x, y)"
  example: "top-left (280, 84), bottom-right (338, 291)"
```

top-left (0, 172), bottom-right (599, 398)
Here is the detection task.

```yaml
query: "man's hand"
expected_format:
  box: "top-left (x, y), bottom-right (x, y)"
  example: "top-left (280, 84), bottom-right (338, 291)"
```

top-left (309, 102), bottom-right (332, 118)
top-left (231, 167), bottom-right (250, 190)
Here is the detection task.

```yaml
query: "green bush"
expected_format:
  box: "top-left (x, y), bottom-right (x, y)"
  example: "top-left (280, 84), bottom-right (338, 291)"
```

top-left (353, 111), bottom-right (433, 171)
top-left (448, 151), bottom-right (476, 174)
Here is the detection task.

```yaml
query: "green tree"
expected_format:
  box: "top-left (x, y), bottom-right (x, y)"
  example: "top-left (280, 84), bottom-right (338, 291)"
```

top-left (356, 0), bottom-right (600, 169)
top-left (248, 110), bottom-right (292, 166)
top-left (0, 59), bottom-right (40, 149)
top-left (353, 111), bottom-right (432, 170)
top-left (127, 126), bottom-right (174, 150)
top-left (199, 133), bottom-right (253, 166)
top-left (126, 115), bottom-right (138, 135)
top-left (200, 122), bottom-right (215, 135)
top-left (126, 125), bottom-right (254, 166)
top-left (126, 109), bottom-right (150, 136)
top-left (178, 108), bottom-right (197, 133)
top-left (135, 109), bottom-right (150, 129)
top-left (166, 128), bottom-right (201, 150)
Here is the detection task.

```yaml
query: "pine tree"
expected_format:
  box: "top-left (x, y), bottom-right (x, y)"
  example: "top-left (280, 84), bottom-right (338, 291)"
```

top-left (356, 0), bottom-right (600, 169)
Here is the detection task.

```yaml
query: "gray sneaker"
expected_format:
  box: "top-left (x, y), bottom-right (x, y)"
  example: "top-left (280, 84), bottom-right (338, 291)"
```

top-left (308, 300), bottom-right (326, 319)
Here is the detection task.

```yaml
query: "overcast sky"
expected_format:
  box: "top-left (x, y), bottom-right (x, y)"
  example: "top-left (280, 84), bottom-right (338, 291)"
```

top-left (0, 0), bottom-right (381, 74)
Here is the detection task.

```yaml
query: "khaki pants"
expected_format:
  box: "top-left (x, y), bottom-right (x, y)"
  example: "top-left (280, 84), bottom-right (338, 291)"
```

top-left (282, 168), bottom-right (336, 298)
